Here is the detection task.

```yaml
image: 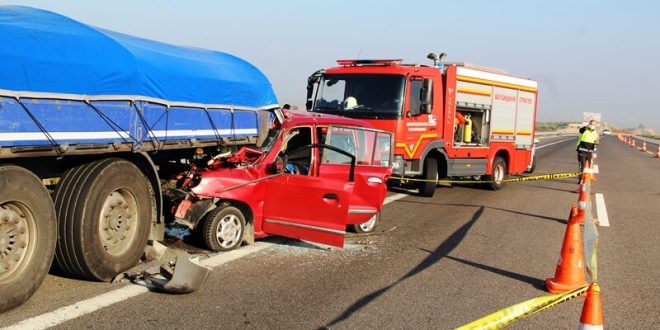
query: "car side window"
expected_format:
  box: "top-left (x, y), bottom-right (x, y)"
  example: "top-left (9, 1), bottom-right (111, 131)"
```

top-left (281, 127), bottom-right (312, 175)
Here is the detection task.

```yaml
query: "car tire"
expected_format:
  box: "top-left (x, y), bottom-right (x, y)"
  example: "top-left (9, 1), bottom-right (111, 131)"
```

top-left (54, 159), bottom-right (152, 281)
top-left (485, 156), bottom-right (507, 190)
top-left (418, 157), bottom-right (438, 197)
top-left (0, 166), bottom-right (57, 312)
top-left (348, 212), bottom-right (380, 234)
top-left (201, 205), bottom-right (245, 252)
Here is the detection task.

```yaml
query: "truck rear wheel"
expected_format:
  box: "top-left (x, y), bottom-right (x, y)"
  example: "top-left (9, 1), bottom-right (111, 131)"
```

top-left (418, 157), bottom-right (438, 197)
top-left (0, 166), bottom-right (57, 312)
top-left (54, 159), bottom-right (152, 281)
top-left (485, 156), bottom-right (507, 190)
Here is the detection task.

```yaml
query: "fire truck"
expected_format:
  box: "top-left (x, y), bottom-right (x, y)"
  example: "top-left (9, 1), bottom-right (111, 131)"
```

top-left (306, 54), bottom-right (539, 197)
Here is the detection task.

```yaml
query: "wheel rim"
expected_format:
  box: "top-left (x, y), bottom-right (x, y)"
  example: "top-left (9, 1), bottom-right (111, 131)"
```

top-left (98, 189), bottom-right (139, 257)
top-left (215, 214), bottom-right (242, 249)
top-left (494, 163), bottom-right (504, 183)
top-left (0, 203), bottom-right (37, 281)
top-left (359, 214), bottom-right (378, 232)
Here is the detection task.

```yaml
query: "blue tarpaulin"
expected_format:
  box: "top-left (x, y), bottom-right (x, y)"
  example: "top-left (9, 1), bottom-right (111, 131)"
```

top-left (0, 6), bottom-right (277, 108)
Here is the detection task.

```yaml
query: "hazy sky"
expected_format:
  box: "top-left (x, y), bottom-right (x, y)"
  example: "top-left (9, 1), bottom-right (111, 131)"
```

top-left (2, 0), bottom-right (659, 130)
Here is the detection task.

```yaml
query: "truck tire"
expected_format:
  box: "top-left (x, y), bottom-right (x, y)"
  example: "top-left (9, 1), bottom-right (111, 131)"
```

top-left (0, 166), bottom-right (57, 312)
top-left (418, 157), bottom-right (438, 197)
top-left (201, 205), bottom-right (245, 252)
top-left (485, 156), bottom-right (507, 190)
top-left (526, 156), bottom-right (537, 173)
top-left (348, 212), bottom-right (380, 234)
top-left (54, 159), bottom-right (152, 281)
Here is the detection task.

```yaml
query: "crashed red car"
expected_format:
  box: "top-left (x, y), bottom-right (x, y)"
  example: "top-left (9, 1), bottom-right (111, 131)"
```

top-left (165, 109), bottom-right (393, 251)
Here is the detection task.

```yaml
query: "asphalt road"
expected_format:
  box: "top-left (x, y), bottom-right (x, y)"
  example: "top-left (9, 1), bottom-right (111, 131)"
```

top-left (2, 135), bottom-right (659, 329)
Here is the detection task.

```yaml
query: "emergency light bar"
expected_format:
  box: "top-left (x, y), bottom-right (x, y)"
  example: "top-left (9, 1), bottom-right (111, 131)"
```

top-left (336, 59), bottom-right (402, 66)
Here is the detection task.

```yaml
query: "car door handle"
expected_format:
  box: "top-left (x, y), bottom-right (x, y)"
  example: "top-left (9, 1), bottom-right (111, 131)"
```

top-left (367, 177), bottom-right (383, 184)
top-left (323, 193), bottom-right (339, 201)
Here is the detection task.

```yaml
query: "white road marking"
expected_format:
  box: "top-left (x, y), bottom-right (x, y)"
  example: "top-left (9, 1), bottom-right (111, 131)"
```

top-left (4, 193), bottom-right (410, 329)
top-left (594, 193), bottom-right (610, 227)
top-left (535, 138), bottom-right (575, 150)
top-left (1, 286), bottom-right (149, 330)
top-left (384, 193), bottom-right (407, 204)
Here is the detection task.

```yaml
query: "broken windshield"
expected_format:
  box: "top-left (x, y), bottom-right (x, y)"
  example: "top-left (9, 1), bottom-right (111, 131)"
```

top-left (313, 75), bottom-right (404, 119)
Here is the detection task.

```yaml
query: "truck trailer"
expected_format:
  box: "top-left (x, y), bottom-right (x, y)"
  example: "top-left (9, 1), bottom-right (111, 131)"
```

top-left (0, 6), bottom-right (278, 311)
top-left (307, 55), bottom-right (539, 197)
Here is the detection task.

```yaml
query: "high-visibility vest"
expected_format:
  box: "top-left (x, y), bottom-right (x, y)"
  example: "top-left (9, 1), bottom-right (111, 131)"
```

top-left (577, 128), bottom-right (598, 146)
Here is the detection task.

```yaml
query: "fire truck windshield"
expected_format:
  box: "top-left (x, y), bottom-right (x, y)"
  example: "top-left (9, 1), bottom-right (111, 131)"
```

top-left (313, 75), bottom-right (404, 119)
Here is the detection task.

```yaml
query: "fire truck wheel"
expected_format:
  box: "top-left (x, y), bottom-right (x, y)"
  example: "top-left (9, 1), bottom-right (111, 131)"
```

top-left (201, 205), bottom-right (245, 252)
top-left (486, 156), bottom-right (507, 190)
top-left (526, 156), bottom-right (537, 173)
top-left (54, 159), bottom-right (152, 281)
top-left (0, 166), bottom-right (57, 312)
top-left (348, 212), bottom-right (380, 234)
top-left (418, 157), bottom-right (438, 197)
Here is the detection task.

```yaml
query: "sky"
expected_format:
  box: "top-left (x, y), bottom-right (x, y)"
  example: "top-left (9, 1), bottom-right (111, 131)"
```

top-left (1, 0), bottom-right (659, 130)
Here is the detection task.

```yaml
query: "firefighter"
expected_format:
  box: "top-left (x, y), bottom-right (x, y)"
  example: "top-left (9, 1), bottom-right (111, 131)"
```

top-left (576, 119), bottom-right (599, 175)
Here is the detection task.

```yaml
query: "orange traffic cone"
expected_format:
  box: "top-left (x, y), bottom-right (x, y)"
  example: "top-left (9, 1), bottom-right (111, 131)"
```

top-left (545, 205), bottom-right (587, 293)
top-left (576, 177), bottom-right (590, 224)
top-left (655, 145), bottom-right (660, 158)
top-left (630, 139), bottom-right (636, 148)
top-left (641, 141), bottom-right (647, 152)
top-left (578, 283), bottom-right (604, 330)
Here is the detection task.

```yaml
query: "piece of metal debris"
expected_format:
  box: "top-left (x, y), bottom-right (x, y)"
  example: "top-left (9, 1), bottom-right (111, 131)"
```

top-left (144, 256), bottom-right (211, 294)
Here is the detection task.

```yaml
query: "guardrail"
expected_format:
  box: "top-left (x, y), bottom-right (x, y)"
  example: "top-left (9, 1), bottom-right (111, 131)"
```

top-left (535, 131), bottom-right (578, 138)
top-left (634, 135), bottom-right (660, 146)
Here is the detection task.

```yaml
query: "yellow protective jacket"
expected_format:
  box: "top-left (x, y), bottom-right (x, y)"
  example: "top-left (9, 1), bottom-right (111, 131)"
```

top-left (576, 127), bottom-right (598, 150)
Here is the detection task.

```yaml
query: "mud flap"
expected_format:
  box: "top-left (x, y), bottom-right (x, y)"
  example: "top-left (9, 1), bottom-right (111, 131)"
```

top-left (144, 256), bottom-right (211, 294)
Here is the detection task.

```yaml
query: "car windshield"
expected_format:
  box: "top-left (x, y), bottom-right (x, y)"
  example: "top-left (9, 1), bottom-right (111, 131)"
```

top-left (313, 74), bottom-right (404, 119)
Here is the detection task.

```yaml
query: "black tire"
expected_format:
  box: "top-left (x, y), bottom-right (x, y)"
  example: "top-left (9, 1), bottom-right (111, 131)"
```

top-left (526, 156), bottom-right (536, 173)
top-left (348, 212), bottom-right (380, 234)
top-left (485, 156), bottom-right (507, 190)
top-left (418, 157), bottom-right (438, 197)
top-left (0, 166), bottom-right (57, 312)
top-left (201, 205), bottom-right (245, 252)
top-left (54, 159), bottom-right (153, 281)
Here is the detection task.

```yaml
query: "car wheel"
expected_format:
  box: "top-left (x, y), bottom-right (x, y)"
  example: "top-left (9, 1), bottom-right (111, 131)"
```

top-left (201, 205), bottom-right (245, 252)
top-left (349, 212), bottom-right (380, 234)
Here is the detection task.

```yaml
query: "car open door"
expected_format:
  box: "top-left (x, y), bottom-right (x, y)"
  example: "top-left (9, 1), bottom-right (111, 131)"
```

top-left (261, 144), bottom-right (358, 248)
top-left (318, 126), bottom-right (393, 224)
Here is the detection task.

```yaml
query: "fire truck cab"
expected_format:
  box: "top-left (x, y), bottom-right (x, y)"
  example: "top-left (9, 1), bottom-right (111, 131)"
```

top-left (307, 56), bottom-right (538, 197)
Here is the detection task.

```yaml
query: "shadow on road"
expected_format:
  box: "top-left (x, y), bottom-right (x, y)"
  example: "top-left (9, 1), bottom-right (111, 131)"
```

top-left (395, 201), bottom-right (567, 225)
top-left (320, 206), bottom-right (484, 329)
top-left (443, 255), bottom-right (546, 290)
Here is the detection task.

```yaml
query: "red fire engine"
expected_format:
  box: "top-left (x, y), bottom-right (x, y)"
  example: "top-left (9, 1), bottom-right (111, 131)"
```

top-left (307, 54), bottom-right (538, 197)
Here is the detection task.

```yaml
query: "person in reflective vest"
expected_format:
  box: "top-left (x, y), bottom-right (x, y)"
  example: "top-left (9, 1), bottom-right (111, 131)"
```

top-left (576, 120), bottom-right (599, 174)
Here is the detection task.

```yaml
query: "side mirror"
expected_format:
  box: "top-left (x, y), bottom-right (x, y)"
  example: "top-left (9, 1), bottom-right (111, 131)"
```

top-left (268, 156), bottom-right (286, 174)
top-left (420, 79), bottom-right (433, 114)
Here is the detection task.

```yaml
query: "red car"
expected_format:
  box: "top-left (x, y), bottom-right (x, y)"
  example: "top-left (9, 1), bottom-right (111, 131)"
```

top-left (167, 109), bottom-right (393, 251)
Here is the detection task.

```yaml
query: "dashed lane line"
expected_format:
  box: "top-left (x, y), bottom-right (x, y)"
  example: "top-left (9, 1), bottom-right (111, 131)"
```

top-left (595, 193), bottom-right (610, 227)
top-left (2, 193), bottom-right (409, 330)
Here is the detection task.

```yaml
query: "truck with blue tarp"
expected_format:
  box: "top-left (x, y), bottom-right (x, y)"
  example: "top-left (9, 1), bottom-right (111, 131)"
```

top-left (0, 6), bottom-right (278, 311)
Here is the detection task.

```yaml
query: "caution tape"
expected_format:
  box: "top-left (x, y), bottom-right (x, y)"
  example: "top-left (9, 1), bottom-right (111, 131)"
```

top-left (455, 285), bottom-right (589, 330)
top-left (392, 171), bottom-right (582, 185)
